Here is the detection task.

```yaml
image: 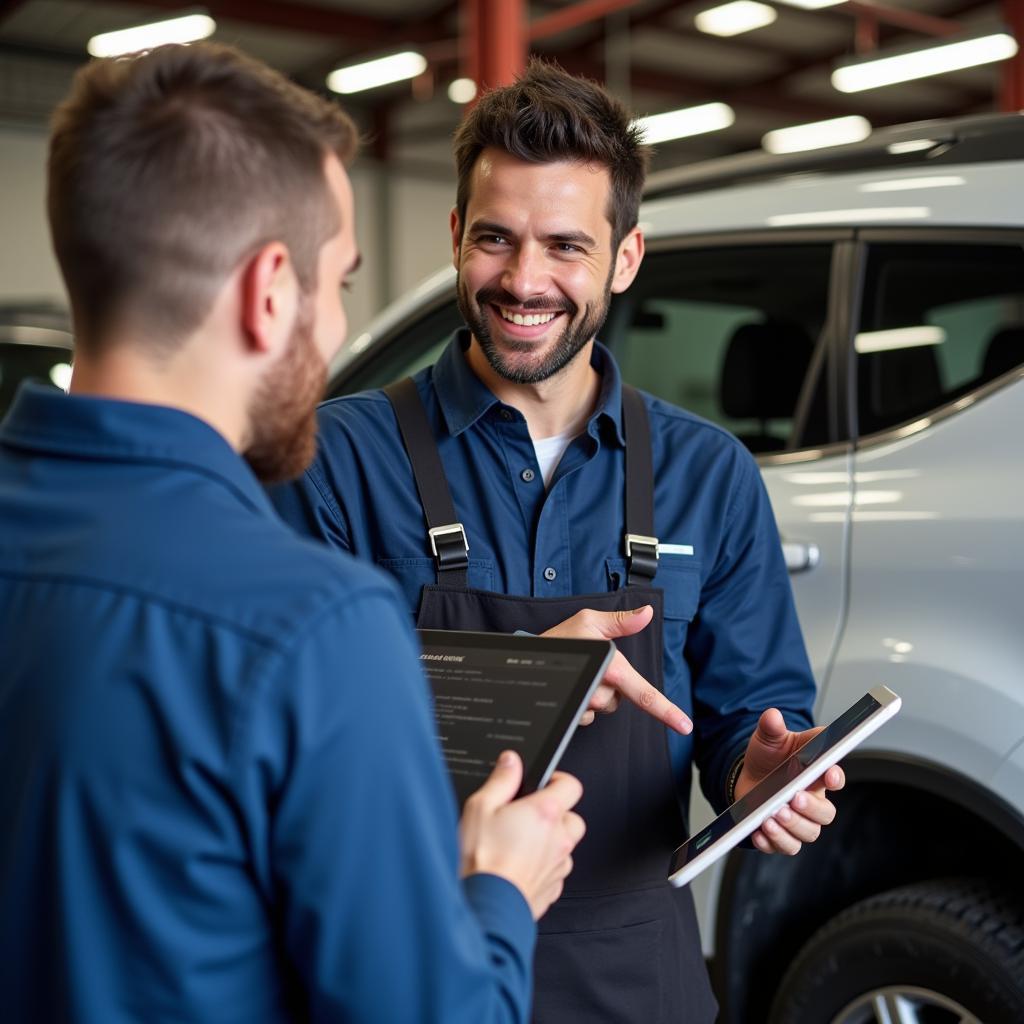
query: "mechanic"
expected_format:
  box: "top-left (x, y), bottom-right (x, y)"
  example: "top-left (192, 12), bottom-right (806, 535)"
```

top-left (0, 43), bottom-right (586, 1023)
top-left (271, 60), bottom-right (845, 1023)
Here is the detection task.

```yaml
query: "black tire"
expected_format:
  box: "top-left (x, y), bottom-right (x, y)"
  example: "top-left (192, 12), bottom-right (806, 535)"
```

top-left (769, 878), bottom-right (1024, 1024)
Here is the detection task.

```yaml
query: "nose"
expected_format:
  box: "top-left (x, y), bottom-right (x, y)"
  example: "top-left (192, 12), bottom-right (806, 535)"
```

top-left (500, 242), bottom-right (551, 302)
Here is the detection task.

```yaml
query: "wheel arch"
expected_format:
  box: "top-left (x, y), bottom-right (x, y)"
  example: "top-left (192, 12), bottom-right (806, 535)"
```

top-left (709, 751), bottom-right (1024, 1024)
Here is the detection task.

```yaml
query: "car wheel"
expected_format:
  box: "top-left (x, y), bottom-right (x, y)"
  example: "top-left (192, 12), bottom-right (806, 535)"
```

top-left (769, 879), bottom-right (1024, 1024)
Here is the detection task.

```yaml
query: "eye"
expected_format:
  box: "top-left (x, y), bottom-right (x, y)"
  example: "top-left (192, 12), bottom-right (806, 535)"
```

top-left (476, 233), bottom-right (509, 247)
top-left (554, 242), bottom-right (584, 255)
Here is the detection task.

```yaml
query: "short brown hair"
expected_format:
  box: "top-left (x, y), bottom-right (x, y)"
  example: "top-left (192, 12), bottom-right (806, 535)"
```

top-left (48, 42), bottom-right (357, 350)
top-left (453, 59), bottom-right (649, 251)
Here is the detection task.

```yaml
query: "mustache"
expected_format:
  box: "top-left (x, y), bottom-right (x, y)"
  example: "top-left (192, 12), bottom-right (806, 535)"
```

top-left (475, 286), bottom-right (577, 317)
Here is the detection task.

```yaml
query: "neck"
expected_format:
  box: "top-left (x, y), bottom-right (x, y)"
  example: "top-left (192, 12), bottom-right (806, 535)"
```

top-left (466, 338), bottom-right (602, 439)
top-left (69, 341), bottom-right (247, 450)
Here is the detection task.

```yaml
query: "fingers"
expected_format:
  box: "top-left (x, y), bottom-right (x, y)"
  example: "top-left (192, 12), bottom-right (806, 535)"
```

top-left (753, 790), bottom-right (837, 855)
top-left (757, 816), bottom-right (802, 855)
top-left (603, 650), bottom-right (692, 734)
top-left (540, 770), bottom-right (584, 813)
top-left (753, 708), bottom-right (797, 749)
top-left (806, 764), bottom-right (845, 794)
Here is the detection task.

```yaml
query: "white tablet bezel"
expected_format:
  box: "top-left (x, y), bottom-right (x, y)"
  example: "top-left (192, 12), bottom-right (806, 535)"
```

top-left (668, 686), bottom-right (901, 889)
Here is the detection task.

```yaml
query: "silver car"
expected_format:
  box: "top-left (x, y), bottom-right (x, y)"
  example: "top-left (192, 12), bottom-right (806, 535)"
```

top-left (327, 112), bottom-right (1024, 1024)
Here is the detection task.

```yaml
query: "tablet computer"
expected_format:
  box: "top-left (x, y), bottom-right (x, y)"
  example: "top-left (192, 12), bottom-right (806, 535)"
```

top-left (417, 629), bottom-right (615, 809)
top-left (668, 686), bottom-right (901, 888)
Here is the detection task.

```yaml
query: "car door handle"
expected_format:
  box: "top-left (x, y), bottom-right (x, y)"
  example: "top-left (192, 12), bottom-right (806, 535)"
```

top-left (782, 541), bottom-right (820, 574)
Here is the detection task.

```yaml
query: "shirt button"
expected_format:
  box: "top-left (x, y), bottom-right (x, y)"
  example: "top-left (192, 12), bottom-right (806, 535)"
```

top-left (543, 566), bottom-right (557, 582)
top-left (521, 468), bottom-right (535, 482)
top-left (500, 409), bottom-right (513, 421)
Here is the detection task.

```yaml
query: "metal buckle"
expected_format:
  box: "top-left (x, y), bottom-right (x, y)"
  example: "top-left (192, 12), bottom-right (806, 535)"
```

top-left (428, 523), bottom-right (469, 558)
top-left (625, 533), bottom-right (659, 559)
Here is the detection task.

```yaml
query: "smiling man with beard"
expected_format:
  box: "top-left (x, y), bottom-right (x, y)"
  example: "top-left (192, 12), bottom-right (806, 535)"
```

top-left (0, 42), bottom-right (589, 1024)
top-left (272, 60), bottom-right (844, 1023)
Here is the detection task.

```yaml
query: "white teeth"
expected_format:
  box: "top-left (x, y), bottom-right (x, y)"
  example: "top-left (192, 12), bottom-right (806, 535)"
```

top-left (498, 308), bottom-right (557, 326)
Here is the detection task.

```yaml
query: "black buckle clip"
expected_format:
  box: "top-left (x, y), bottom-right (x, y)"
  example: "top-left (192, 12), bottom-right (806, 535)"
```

top-left (625, 532), bottom-right (659, 583)
top-left (429, 523), bottom-right (469, 572)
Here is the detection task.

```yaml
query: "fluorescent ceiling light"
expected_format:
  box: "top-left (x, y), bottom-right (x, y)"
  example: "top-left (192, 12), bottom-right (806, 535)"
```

top-left (49, 362), bottom-right (73, 391)
top-left (855, 325), bottom-right (946, 353)
top-left (775, 0), bottom-right (845, 8)
top-left (695, 1), bottom-right (776, 37)
top-left (762, 115), bottom-right (871, 154)
top-left (767, 206), bottom-right (929, 226)
top-left (887, 138), bottom-right (941, 155)
top-left (448, 77), bottom-right (477, 104)
top-left (87, 13), bottom-right (215, 57)
top-left (859, 175), bottom-right (966, 192)
top-left (327, 51), bottom-right (427, 95)
top-left (833, 31), bottom-right (1018, 93)
top-left (634, 103), bottom-right (735, 144)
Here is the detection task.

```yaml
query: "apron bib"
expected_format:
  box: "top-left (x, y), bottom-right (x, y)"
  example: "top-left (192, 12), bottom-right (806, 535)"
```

top-left (386, 379), bottom-right (717, 1024)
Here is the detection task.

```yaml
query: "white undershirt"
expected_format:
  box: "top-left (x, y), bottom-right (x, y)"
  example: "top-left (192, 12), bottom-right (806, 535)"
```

top-left (531, 426), bottom-right (580, 489)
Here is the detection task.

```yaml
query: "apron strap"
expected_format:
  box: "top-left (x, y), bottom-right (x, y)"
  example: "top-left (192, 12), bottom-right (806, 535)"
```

top-left (384, 378), bottom-right (469, 586)
top-left (622, 385), bottom-right (659, 586)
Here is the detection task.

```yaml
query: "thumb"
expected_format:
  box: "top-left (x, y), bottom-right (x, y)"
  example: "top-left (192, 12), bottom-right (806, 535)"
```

top-left (472, 750), bottom-right (523, 812)
top-left (595, 605), bottom-right (654, 639)
top-left (753, 708), bottom-right (788, 749)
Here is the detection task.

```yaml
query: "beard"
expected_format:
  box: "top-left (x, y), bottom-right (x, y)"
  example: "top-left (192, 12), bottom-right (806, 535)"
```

top-left (243, 298), bottom-right (327, 485)
top-left (457, 267), bottom-right (613, 385)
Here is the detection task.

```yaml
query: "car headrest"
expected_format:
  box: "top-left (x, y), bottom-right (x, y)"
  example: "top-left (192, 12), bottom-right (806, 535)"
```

top-left (860, 342), bottom-right (942, 429)
top-left (720, 321), bottom-right (814, 420)
top-left (983, 326), bottom-right (1024, 381)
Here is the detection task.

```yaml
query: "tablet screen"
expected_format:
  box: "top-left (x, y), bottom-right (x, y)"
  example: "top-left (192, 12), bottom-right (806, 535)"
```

top-left (417, 630), bottom-right (614, 808)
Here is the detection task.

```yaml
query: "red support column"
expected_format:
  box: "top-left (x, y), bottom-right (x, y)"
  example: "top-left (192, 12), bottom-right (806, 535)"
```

top-left (461, 0), bottom-right (525, 95)
top-left (1001, 0), bottom-right (1024, 111)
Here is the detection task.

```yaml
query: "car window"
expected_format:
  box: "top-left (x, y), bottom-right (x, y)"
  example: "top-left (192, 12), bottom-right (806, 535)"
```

top-left (856, 242), bottom-right (1024, 437)
top-left (604, 244), bottom-right (834, 453)
top-left (327, 299), bottom-right (462, 399)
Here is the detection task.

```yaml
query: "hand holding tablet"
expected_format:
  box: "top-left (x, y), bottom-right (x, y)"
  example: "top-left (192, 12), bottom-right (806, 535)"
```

top-left (668, 687), bottom-right (901, 888)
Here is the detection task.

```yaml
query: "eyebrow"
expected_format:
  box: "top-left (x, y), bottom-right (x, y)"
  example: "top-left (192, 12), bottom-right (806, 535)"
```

top-left (468, 221), bottom-right (597, 248)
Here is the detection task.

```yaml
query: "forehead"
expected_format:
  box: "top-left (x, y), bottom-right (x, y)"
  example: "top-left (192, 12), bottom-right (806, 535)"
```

top-left (467, 147), bottom-right (612, 230)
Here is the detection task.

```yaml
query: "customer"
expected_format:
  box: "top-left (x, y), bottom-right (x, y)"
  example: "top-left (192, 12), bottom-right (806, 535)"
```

top-left (0, 43), bottom-right (583, 1024)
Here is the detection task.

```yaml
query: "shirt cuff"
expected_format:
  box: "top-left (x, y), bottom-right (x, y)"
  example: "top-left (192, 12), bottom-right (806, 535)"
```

top-left (462, 872), bottom-right (537, 964)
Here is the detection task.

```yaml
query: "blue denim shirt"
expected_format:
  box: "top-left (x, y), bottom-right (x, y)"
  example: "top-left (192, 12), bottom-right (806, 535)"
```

top-left (270, 333), bottom-right (816, 813)
top-left (0, 383), bottom-right (534, 1023)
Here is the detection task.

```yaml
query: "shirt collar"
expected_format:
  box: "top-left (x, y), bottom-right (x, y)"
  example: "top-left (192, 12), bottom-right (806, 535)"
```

top-left (0, 382), bottom-right (276, 518)
top-left (432, 329), bottom-right (626, 446)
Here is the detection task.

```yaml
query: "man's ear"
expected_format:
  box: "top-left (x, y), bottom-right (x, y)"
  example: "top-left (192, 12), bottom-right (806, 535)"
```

top-left (450, 206), bottom-right (462, 270)
top-left (610, 226), bottom-right (645, 295)
top-left (240, 241), bottom-right (298, 355)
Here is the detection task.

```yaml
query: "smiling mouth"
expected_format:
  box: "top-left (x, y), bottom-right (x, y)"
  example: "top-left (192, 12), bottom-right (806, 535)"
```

top-left (493, 305), bottom-right (563, 327)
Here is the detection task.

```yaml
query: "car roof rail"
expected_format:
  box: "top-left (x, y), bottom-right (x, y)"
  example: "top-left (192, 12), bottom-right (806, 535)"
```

top-left (644, 112), bottom-right (1024, 200)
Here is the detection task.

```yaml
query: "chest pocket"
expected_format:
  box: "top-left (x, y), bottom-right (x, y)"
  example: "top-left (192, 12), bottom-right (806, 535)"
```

top-left (605, 556), bottom-right (702, 621)
top-left (377, 557), bottom-right (495, 615)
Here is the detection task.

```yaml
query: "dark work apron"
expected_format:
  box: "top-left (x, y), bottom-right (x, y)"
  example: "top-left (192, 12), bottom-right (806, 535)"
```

top-left (385, 379), bottom-right (718, 1024)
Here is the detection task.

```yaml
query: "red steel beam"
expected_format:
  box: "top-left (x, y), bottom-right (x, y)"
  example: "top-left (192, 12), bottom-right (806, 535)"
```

top-left (462, 0), bottom-right (525, 92)
top-left (528, 0), bottom-right (645, 42)
top-left (1001, 0), bottom-right (1024, 110)
top-left (842, 1), bottom-right (963, 38)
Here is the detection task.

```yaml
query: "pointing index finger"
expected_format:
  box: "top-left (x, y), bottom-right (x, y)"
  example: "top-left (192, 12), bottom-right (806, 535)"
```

top-left (605, 652), bottom-right (692, 734)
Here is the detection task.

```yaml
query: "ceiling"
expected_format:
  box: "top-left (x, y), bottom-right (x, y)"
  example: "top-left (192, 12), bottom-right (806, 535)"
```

top-left (0, 0), bottom-right (1012, 175)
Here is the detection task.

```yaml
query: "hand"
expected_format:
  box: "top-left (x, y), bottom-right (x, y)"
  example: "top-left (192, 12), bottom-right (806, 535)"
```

top-left (459, 750), bottom-right (586, 920)
top-left (541, 606), bottom-right (692, 735)
top-left (736, 709), bottom-right (845, 856)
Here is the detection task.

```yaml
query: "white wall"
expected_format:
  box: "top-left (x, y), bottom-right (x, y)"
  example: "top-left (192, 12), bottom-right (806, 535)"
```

top-left (0, 128), bottom-right (456, 336)
top-left (0, 127), bottom-right (65, 307)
